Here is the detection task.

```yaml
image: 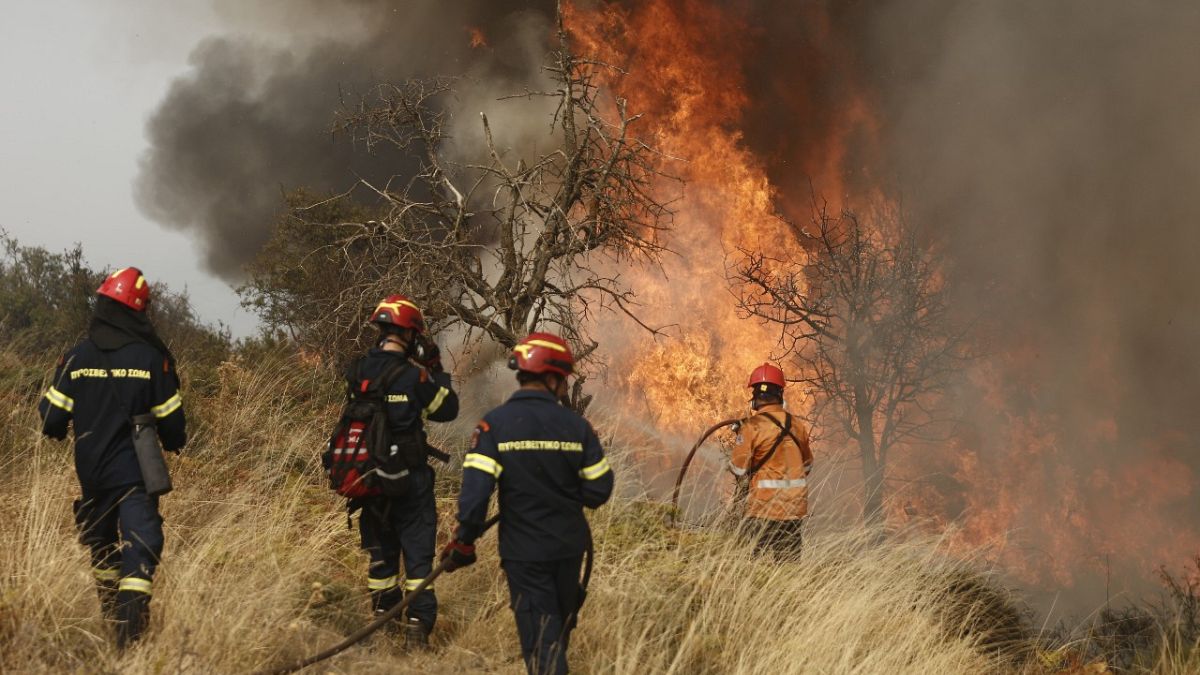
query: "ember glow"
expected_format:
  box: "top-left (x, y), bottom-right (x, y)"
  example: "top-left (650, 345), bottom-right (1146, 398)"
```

top-left (468, 26), bottom-right (487, 49)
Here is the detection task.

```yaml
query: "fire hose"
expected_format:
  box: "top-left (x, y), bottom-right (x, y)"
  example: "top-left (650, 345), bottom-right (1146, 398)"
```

top-left (671, 418), bottom-right (742, 524)
top-left (254, 514), bottom-right (500, 675)
top-left (670, 414), bottom-right (810, 525)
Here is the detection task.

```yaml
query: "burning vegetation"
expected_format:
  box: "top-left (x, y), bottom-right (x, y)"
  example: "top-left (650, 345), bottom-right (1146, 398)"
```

top-left (105, 0), bottom-right (1200, 663)
top-left (130, 0), bottom-right (1200, 611)
top-left (562, 0), bottom-right (1200, 617)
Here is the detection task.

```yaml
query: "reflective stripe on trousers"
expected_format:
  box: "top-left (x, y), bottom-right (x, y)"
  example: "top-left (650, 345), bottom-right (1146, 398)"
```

top-left (755, 477), bottom-right (807, 489)
top-left (368, 574), bottom-right (399, 591)
top-left (404, 577), bottom-right (433, 592)
top-left (118, 577), bottom-right (153, 594)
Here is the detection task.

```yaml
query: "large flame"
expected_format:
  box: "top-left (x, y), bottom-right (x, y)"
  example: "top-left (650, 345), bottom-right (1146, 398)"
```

top-left (568, 0), bottom-right (1198, 606)
top-left (568, 1), bottom-right (817, 438)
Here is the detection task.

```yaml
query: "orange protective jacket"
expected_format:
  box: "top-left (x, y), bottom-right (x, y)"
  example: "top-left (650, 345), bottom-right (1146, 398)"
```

top-left (729, 404), bottom-right (813, 521)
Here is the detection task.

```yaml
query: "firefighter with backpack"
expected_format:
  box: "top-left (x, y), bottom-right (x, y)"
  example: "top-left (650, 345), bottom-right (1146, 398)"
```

top-left (323, 295), bottom-right (458, 649)
top-left (729, 363), bottom-right (813, 555)
top-left (439, 332), bottom-right (613, 675)
top-left (38, 267), bottom-right (187, 648)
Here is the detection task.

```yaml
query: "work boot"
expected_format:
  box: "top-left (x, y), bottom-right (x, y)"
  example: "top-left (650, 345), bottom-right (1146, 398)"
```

top-left (371, 587), bottom-right (403, 635)
top-left (97, 582), bottom-right (120, 621)
top-left (403, 617), bottom-right (430, 651)
top-left (115, 590), bottom-right (150, 650)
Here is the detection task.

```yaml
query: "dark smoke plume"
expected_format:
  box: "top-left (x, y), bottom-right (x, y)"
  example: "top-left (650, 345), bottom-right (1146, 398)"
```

top-left (137, 0), bottom-right (555, 279)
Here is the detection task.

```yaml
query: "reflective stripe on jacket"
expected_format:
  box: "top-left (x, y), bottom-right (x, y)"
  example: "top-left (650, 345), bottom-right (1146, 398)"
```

top-left (729, 404), bottom-right (812, 521)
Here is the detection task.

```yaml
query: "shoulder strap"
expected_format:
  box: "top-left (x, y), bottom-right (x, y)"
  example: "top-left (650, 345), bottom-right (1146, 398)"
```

top-left (347, 357), bottom-right (409, 397)
top-left (361, 358), bottom-right (409, 395)
top-left (748, 412), bottom-right (792, 476)
top-left (377, 358), bottom-right (410, 389)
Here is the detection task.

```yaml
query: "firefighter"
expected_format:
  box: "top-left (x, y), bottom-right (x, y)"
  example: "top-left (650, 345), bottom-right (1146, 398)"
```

top-left (38, 267), bottom-right (187, 648)
top-left (729, 363), bottom-right (813, 556)
top-left (349, 294), bottom-right (458, 649)
top-left (440, 332), bottom-right (613, 675)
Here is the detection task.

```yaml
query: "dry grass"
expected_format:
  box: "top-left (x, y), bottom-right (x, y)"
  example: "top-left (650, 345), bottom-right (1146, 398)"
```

top-left (7, 348), bottom-right (1178, 674)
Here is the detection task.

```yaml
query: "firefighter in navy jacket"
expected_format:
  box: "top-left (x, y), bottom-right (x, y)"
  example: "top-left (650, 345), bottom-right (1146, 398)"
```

top-left (38, 267), bottom-right (187, 648)
top-left (441, 332), bottom-right (613, 675)
top-left (348, 295), bottom-right (458, 648)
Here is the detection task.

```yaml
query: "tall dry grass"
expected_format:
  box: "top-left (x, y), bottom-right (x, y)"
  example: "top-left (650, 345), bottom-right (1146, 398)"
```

top-left (4, 347), bottom-right (1171, 674)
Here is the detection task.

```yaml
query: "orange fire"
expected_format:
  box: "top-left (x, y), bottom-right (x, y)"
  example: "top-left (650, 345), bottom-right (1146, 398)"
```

top-left (568, 1), bottom-right (819, 442)
top-left (565, 0), bottom-right (1198, 604)
top-left (468, 26), bottom-right (487, 49)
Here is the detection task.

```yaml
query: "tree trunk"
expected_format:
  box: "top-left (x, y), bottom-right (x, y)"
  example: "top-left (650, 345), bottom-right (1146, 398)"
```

top-left (861, 442), bottom-right (885, 525)
top-left (856, 400), bottom-right (885, 524)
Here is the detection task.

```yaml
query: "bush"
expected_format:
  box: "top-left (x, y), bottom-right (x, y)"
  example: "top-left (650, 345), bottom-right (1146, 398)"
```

top-left (0, 233), bottom-right (230, 372)
top-left (0, 233), bottom-right (100, 352)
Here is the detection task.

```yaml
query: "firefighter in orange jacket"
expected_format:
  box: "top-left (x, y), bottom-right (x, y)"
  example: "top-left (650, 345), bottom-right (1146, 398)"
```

top-left (729, 363), bottom-right (813, 555)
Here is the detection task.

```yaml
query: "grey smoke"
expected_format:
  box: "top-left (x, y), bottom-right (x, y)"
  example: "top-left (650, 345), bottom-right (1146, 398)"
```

top-left (137, 0), bottom-right (556, 279)
top-left (736, 0), bottom-right (1200, 610)
top-left (139, 0), bottom-right (1200, 612)
top-left (877, 1), bottom-right (1200, 611)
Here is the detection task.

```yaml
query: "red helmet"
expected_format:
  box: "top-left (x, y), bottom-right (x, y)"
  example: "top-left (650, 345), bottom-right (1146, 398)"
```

top-left (508, 332), bottom-right (574, 376)
top-left (97, 267), bottom-right (150, 311)
top-left (747, 363), bottom-right (786, 392)
top-left (369, 294), bottom-right (425, 332)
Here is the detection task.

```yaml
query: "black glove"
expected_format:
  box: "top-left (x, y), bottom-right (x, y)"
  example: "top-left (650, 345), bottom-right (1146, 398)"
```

top-left (415, 338), bottom-right (443, 373)
top-left (439, 539), bottom-right (476, 572)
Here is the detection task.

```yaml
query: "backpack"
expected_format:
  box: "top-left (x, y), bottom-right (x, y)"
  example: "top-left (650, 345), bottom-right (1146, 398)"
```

top-left (323, 358), bottom-right (424, 499)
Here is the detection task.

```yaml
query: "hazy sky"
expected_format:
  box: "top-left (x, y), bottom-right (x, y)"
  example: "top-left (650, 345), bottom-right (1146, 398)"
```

top-left (0, 0), bottom-right (256, 334)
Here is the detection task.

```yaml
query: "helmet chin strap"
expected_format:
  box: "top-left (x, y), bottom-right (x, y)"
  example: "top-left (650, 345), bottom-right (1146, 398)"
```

top-left (539, 374), bottom-right (572, 406)
top-left (749, 396), bottom-right (784, 412)
top-left (380, 334), bottom-right (413, 357)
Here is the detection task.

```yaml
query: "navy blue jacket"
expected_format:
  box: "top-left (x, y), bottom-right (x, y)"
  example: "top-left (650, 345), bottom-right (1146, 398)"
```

top-left (39, 340), bottom-right (187, 490)
top-left (456, 389), bottom-right (614, 561)
top-left (348, 348), bottom-right (459, 438)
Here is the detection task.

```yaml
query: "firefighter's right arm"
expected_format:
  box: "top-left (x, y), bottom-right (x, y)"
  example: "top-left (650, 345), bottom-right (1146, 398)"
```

top-left (798, 423), bottom-right (814, 475)
top-left (38, 354), bottom-right (74, 440)
top-left (728, 418), bottom-right (757, 477)
top-left (149, 356), bottom-right (187, 452)
top-left (456, 420), bottom-right (499, 546)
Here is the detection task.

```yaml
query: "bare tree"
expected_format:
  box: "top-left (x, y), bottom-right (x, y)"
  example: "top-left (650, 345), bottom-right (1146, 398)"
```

top-left (734, 202), bottom-right (972, 522)
top-left (241, 9), bottom-right (673, 407)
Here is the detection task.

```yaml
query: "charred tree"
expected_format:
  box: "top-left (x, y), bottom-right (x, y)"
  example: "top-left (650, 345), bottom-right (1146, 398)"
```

top-left (241, 9), bottom-right (672, 408)
top-left (734, 203), bottom-right (971, 523)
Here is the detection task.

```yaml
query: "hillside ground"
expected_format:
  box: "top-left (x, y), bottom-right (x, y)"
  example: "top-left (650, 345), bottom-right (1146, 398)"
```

top-left (2, 348), bottom-right (1194, 674)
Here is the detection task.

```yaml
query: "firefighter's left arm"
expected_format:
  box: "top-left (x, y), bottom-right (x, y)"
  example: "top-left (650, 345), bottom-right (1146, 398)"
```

top-left (150, 356), bottom-right (187, 452)
top-left (415, 369), bottom-right (459, 423)
top-left (456, 420), bottom-right (499, 546)
top-left (578, 422), bottom-right (613, 509)
top-left (39, 353), bottom-right (75, 440)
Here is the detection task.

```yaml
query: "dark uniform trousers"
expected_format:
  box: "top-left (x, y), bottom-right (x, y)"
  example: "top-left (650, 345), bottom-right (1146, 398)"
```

top-left (748, 517), bottom-right (804, 558)
top-left (358, 466), bottom-right (437, 628)
top-left (502, 555), bottom-right (585, 675)
top-left (74, 485), bottom-right (163, 642)
top-left (75, 486), bottom-right (164, 583)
